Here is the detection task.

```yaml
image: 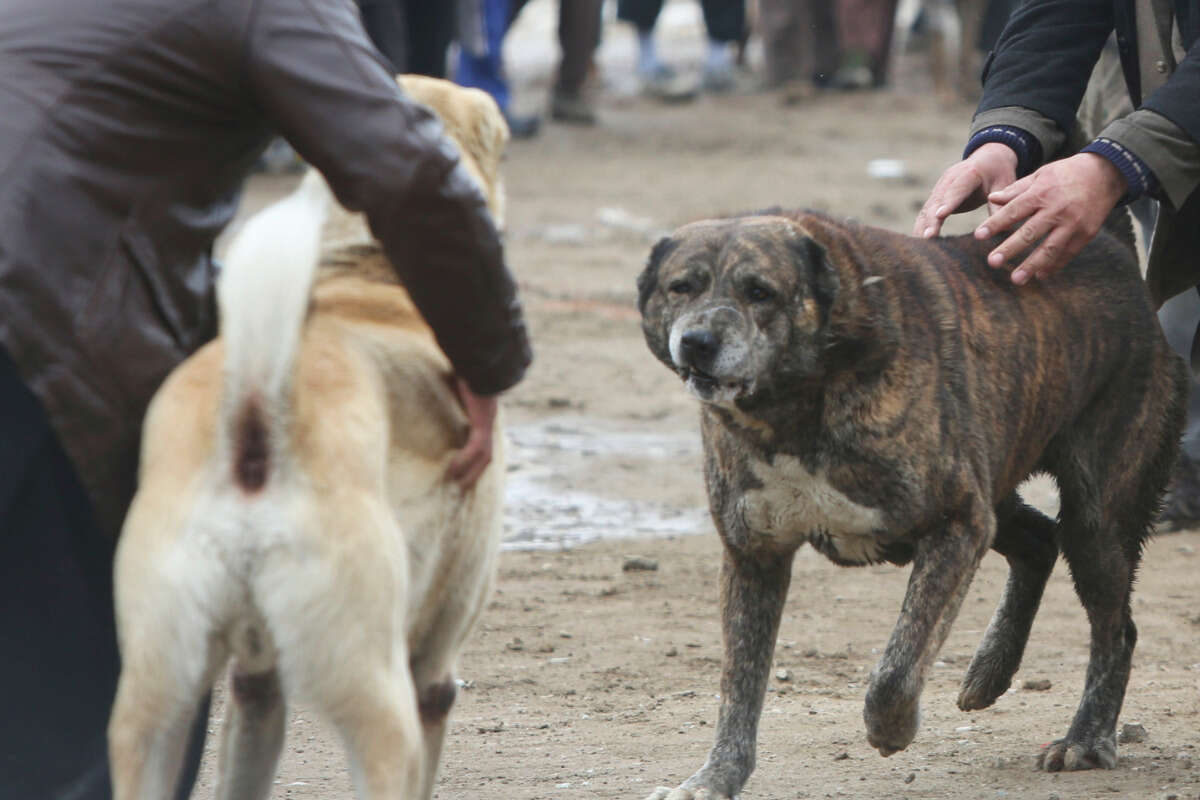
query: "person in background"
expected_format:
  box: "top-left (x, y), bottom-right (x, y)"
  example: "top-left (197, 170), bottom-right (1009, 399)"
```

top-left (0, 1), bottom-right (532, 798)
top-left (833, 0), bottom-right (899, 88)
top-left (456, 0), bottom-right (604, 130)
top-left (359, 0), bottom-right (458, 76)
top-left (758, 0), bottom-right (839, 102)
top-left (457, 0), bottom-right (544, 137)
top-left (617, 0), bottom-right (746, 97)
top-left (914, 1), bottom-right (1200, 528)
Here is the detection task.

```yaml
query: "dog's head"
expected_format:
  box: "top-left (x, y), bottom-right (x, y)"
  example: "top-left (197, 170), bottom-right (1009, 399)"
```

top-left (397, 74), bottom-right (510, 226)
top-left (321, 75), bottom-right (511, 255)
top-left (637, 215), bottom-right (842, 408)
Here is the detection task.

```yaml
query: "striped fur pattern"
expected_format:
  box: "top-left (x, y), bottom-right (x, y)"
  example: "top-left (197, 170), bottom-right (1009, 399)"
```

top-left (638, 211), bottom-right (1188, 799)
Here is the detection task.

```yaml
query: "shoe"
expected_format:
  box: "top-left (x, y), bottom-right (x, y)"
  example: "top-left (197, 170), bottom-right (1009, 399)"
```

top-left (1158, 453), bottom-right (1200, 531)
top-left (504, 110), bottom-right (541, 139)
top-left (701, 62), bottom-right (737, 93)
top-left (549, 90), bottom-right (596, 125)
top-left (637, 63), bottom-right (698, 103)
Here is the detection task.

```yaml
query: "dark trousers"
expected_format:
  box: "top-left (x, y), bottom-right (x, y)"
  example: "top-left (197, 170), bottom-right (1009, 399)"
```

top-left (0, 347), bottom-right (206, 799)
top-left (616, 0), bottom-right (745, 43)
top-left (1159, 287), bottom-right (1200, 462)
top-left (359, 0), bottom-right (456, 77)
top-left (758, 0), bottom-right (838, 86)
top-left (504, 0), bottom-right (603, 94)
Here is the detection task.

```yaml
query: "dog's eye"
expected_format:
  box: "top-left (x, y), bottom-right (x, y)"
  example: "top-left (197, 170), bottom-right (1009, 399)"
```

top-left (668, 279), bottom-right (693, 295)
top-left (745, 283), bottom-right (775, 303)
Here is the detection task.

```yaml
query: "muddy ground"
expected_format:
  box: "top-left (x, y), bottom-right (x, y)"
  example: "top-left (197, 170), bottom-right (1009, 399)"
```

top-left (193, 6), bottom-right (1200, 798)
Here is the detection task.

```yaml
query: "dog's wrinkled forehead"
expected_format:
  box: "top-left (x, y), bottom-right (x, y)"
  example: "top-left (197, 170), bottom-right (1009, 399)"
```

top-left (668, 216), bottom-right (814, 272)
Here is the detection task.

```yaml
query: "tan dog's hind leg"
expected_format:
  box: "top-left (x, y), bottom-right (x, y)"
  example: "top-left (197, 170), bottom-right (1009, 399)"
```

top-left (215, 669), bottom-right (286, 800)
top-left (256, 492), bottom-right (424, 799)
top-left (329, 668), bottom-right (424, 799)
top-left (109, 502), bottom-right (228, 800)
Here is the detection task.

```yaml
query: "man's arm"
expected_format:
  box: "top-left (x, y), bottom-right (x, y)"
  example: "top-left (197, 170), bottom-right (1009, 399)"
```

top-left (974, 39), bottom-right (1200, 283)
top-left (914, 0), bottom-right (1113, 239)
top-left (240, 0), bottom-right (531, 399)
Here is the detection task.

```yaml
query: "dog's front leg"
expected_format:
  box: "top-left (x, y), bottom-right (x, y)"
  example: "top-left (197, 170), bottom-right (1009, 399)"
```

top-left (864, 505), bottom-right (994, 756)
top-left (646, 546), bottom-right (795, 800)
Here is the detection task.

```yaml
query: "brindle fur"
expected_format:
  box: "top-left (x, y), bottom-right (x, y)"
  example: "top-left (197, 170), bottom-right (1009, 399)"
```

top-left (636, 211), bottom-right (1187, 799)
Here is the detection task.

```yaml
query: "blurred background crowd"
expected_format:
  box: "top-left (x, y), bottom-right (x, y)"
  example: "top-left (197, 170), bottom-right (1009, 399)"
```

top-left (259, 0), bottom-right (1021, 170)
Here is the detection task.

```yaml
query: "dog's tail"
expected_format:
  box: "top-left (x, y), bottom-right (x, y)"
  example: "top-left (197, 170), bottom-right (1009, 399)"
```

top-left (217, 169), bottom-right (332, 492)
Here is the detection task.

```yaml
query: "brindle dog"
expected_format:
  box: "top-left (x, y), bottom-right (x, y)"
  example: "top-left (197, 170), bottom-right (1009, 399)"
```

top-left (636, 211), bottom-right (1187, 800)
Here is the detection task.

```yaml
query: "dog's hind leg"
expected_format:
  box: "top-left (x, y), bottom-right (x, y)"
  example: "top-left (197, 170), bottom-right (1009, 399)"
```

top-left (326, 665), bottom-right (424, 799)
top-left (109, 663), bottom-right (216, 800)
top-left (958, 493), bottom-right (1057, 711)
top-left (863, 499), bottom-right (994, 757)
top-left (214, 667), bottom-right (285, 800)
top-left (109, 519), bottom-right (227, 800)
top-left (414, 675), bottom-right (457, 800)
top-left (1036, 352), bottom-right (1184, 772)
top-left (261, 497), bottom-right (424, 799)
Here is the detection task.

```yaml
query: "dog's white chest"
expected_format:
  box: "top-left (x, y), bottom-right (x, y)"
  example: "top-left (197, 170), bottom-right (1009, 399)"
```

top-left (738, 455), bottom-right (884, 561)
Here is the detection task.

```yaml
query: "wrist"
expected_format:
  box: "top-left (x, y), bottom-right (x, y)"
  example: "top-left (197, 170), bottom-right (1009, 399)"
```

top-left (964, 125), bottom-right (1039, 176)
top-left (1079, 138), bottom-right (1159, 203)
top-left (972, 142), bottom-right (1019, 172)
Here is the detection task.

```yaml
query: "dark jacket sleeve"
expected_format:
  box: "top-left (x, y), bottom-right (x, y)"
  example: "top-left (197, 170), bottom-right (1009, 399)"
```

top-left (240, 0), bottom-right (531, 395)
top-left (977, 0), bottom-right (1115, 150)
top-left (1141, 37), bottom-right (1200, 192)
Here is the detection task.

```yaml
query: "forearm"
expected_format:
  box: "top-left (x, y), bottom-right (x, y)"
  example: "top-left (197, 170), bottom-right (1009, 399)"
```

top-left (244, 0), bottom-right (532, 394)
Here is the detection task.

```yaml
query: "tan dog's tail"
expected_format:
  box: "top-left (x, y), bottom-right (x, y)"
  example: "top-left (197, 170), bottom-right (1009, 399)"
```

top-left (216, 169), bottom-right (332, 491)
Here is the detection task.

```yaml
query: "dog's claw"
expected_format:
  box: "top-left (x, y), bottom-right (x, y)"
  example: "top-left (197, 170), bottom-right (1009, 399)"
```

top-left (1037, 736), bottom-right (1118, 771)
top-left (643, 787), bottom-right (732, 800)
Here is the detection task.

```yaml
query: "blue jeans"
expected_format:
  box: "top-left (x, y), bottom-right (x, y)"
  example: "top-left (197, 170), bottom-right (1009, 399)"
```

top-left (456, 0), bottom-right (513, 111)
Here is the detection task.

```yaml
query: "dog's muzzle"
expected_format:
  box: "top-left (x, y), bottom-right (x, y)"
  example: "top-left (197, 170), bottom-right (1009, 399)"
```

top-left (669, 309), bottom-right (753, 403)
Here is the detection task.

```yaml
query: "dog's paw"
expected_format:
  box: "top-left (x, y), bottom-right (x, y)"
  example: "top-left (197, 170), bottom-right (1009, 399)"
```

top-left (864, 669), bottom-right (921, 756)
top-left (643, 786), bottom-right (733, 800)
top-left (644, 765), bottom-right (742, 800)
top-left (1037, 735), bottom-right (1118, 771)
top-left (956, 666), bottom-right (1011, 711)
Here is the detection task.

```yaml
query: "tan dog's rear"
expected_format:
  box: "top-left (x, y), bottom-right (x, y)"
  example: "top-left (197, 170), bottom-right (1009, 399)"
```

top-left (108, 76), bottom-right (509, 800)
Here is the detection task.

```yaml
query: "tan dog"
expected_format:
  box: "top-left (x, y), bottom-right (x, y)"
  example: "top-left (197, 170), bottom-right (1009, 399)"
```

top-left (107, 76), bottom-right (510, 800)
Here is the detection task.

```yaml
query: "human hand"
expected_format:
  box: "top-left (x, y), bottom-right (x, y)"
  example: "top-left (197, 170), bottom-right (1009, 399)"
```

top-left (974, 152), bottom-right (1127, 285)
top-left (446, 377), bottom-right (499, 488)
top-left (914, 143), bottom-right (1019, 238)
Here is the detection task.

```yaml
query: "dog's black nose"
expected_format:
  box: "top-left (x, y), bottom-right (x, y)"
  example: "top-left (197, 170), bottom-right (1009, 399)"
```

top-left (681, 329), bottom-right (719, 363)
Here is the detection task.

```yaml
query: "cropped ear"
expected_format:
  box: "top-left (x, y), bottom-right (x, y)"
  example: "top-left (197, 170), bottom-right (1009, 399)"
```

top-left (637, 236), bottom-right (679, 312)
top-left (789, 235), bottom-right (839, 326)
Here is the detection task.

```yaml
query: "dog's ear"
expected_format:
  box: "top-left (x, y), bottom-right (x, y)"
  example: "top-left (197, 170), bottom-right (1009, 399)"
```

top-left (789, 234), bottom-right (839, 327)
top-left (637, 236), bottom-right (679, 312)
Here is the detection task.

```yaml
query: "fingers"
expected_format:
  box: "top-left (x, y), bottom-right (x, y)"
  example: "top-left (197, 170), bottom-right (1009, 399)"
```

top-left (446, 377), bottom-right (499, 489)
top-left (984, 173), bottom-right (1034, 209)
top-left (974, 179), bottom-right (1040, 246)
top-left (1010, 228), bottom-right (1080, 285)
top-left (914, 167), bottom-right (985, 238)
top-left (446, 428), bottom-right (493, 488)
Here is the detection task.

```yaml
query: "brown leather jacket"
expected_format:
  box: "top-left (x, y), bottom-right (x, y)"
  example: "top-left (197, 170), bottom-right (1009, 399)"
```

top-left (0, 0), bottom-right (532, 537)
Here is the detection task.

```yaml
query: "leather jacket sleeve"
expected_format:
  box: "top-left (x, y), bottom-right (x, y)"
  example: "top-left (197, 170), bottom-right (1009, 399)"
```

top-left (241, 0), bottom-right (531, 395)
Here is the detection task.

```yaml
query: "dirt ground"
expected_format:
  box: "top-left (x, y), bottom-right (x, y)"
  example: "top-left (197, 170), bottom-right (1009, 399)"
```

top-left (194, 8), bottom-right (1200, 799)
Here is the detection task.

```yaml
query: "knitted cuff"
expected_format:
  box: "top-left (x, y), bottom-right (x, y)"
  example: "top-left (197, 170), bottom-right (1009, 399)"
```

top-left (963, 125), bottom-right (1042, 177)
top-left (1080, 137), bottom-right (1160, 203)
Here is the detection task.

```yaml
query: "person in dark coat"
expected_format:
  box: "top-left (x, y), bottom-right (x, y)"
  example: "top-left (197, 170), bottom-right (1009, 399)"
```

top-left (914, 0), bottom-right (1200, 527)
top-left (0, 0), bottom-right (532, 797)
